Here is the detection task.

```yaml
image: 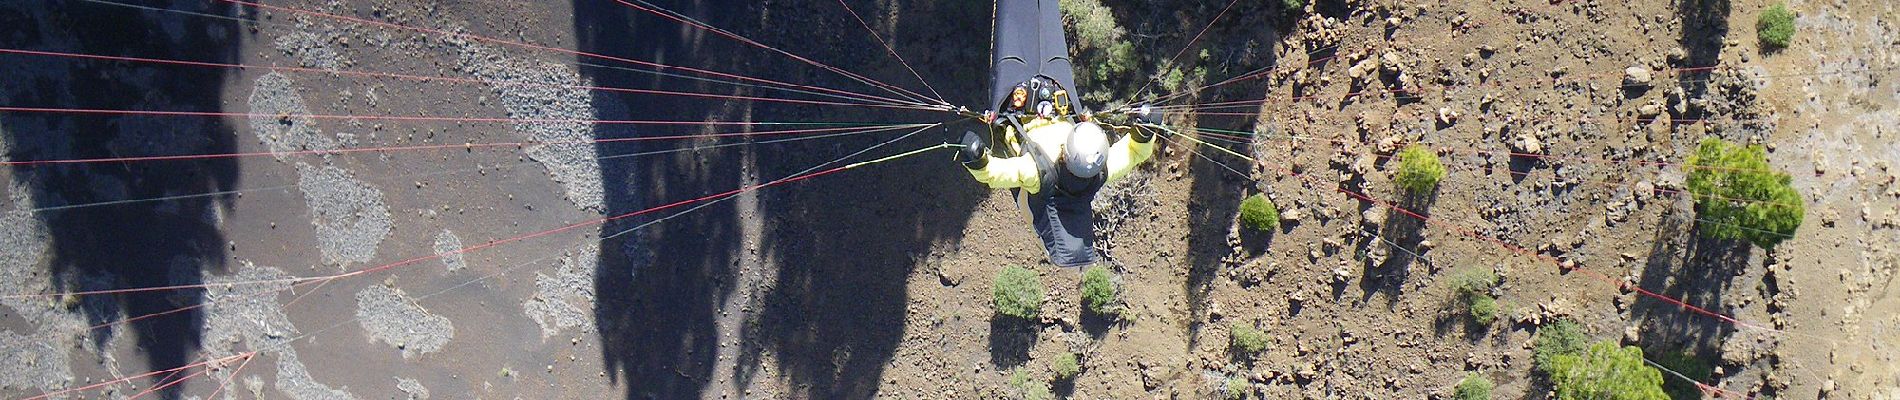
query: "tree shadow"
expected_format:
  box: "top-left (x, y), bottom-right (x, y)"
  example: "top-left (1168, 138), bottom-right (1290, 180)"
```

top-left (1079, 308), bottom-right (1127, 339)
top-left (581, 0), bottom-right (986, 398)
top-left (1633, 202), bottom-right (1746, 365)
top-left (988, 316), bottom-right (1037, 369)
top-left (1674, 0), bottom-right (1730, 120)
top-left (0, 2), bottom-right (248, 399)
top-left (1363, 189), bottom-right (1434, 306)
top-left (1429, 299), bottom-right (1494, 342)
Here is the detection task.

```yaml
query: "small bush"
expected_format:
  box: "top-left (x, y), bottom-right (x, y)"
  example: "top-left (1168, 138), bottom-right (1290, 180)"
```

top-left (1225, 376), bottom-right (1250, 400)
top-left (1757, 4), bottom-right (1796, 49)
top-left (1448, 268), bottom-right (1498, 298)
top-left (1449, 268), bottom-right (1500, 326)
top-left (1238, 194), bottom-right (1279, 232)
top-left (1230, 322), bottom-right (1270, 355)
top-left (993, 266), bottom-right (1044, 320)
top-left (1010, 369), bottom-right (1053, 400)
top-left (1052, 352), bottom-right (1080, 380)
top-left (1080, 266), bottom-right (1119, 315)
top-left (1282, 0), bottom-right (1307, 13)
top-left (1394, 144), bottom-right (1447, 195)
top-left (1469, 296), bottom-right (1498, 326)
top-left (1533, 319), bottom-right (1589, 375)
top-left (1548, 341), bottom-right (1669, 400)
top-left (1454, 373), bottom-right (1493, 400)
top-left (1684, 137), bottom-right (1804, 248)
top-left (1653, 350), bottom-right (1713, 400)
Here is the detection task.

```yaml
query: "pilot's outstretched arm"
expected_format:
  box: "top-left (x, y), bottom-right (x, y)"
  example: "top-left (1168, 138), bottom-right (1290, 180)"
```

top-left (957, 131), bottom-right (1043, 195)
top-left (1103, 125), bottom-right (1156, 184)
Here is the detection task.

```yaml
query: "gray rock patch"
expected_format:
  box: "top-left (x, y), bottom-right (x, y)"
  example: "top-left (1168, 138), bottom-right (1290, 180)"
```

top-left (201, 262), bottom-right (356, 400)
top-left (295, 163), bottom-right (392, 267)
top-left (0, 184), bottom-right (82, 396)
top-left (524, 244), bottom-right (598, 339)
top-left (447, 36), bottom-right (604, 212)
top-left (0, 330), bottom-right (71, 396)
top-left (273, 31), bottom-right (346, 71)
top-left (275, 351), bottom-right (357, 400)
top-left (433, 230), bottom-right (467, 272)
top-left (248, 73), bottom-right (345, 158)
top-left (395, 377), bottom-right (429, 400)
top-left (354, 285), bottom-right (453, 358)
top-left (270, 16), bottom-right (352, 71)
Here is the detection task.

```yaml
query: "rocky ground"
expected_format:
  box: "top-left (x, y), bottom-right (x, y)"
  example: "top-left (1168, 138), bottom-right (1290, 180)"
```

top-left (1, 0), bottom-right (1895, 399)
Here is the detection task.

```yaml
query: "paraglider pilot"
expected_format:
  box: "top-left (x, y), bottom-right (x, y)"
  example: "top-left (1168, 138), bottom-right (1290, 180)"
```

top-left (954, 77), bottom-right (1159, 268)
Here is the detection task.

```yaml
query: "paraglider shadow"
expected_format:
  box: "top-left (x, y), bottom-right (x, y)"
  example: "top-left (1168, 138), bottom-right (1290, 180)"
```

top-left (0, 2), bottom-right (249, 399)
top-left (578, 0), bottom-right (988, 398)
top-left (1175, 52), bottom-right (1283, 351)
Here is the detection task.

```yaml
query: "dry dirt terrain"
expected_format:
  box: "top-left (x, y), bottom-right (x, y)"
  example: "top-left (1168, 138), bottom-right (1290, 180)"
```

top-left (0, 0), bottom-right (1895, 399)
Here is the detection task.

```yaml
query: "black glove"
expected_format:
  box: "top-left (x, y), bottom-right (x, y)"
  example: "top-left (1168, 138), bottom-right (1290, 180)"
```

top-left (1132, 104), bottom-right (1163, 125)
top-left (957, 131), bottom-right (989, 170)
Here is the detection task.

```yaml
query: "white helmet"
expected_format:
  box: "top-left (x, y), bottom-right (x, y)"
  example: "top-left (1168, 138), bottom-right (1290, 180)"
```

top-left (1065, 122), bottom-right (1109, 178)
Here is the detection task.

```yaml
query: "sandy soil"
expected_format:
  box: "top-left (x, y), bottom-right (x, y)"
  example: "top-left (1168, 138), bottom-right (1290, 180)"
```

top-left (1, 0), bottom-right (1895, 399)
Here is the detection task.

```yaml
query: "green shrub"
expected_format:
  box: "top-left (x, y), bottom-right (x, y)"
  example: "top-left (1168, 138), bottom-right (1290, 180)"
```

top-left (1469, 296), bottom-right (1498, 326)
top-left (1454, 373), bottom-right (1493, 400)
top-left (1394, 144), bottom-right (1447, 195)
top-left (1652, 350), bottom-right (1713, 400)
top-left (1225, 375), bottom-right (1250, 400)
top-left (1449, 268), bottom-right (1500, 325)
top-left (1230, 322), bottom-right (1270, 355)
top-left (1533, 319), bottom-right (1589, 375)
top-left (1448, 268), bottom-right (1498, 298)
top-left (1684, 137), bottom-right (1804, 248)
top-left (993, 266), bottom-right (1044, 320)
top-left (1238, 194), bottom-right (1279, 232)
top-left (1010, 369), bottom-right (1053, 400)
top-left (1757, 4), bottom-right (1796, 49)
top-left (1052, 352), bottom-right (1080, 380)
top-left (1080, 266), bottom-right (1119, 315)
top-left (1282, 0), bottom-right (1307, 13)
top-left (1548, 341), bottom-right (1669, 400)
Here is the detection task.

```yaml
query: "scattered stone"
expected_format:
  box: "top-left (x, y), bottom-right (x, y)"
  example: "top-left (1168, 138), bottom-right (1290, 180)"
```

top-left (1638, 103), bottom-right (1664, 118)
top-left (1381, 52), bottom-right (1404, 74)
top-left (1280, 208), bottom-right (1303, 224)
top-left (1437, 107), bottom-right (1459, 126)
top-left (355, 285), bottom-right (455, 358)
top-left (1511, 133), bottom-right (1543, 154)
top-left (1623, 66), bottom-right (1654, 87)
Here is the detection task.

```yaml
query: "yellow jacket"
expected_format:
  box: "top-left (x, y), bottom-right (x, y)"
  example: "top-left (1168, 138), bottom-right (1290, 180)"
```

top-left (967, 119), bottom-right (1154, 193)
